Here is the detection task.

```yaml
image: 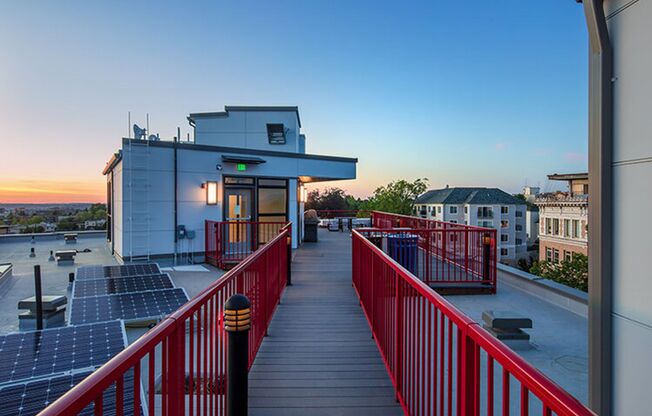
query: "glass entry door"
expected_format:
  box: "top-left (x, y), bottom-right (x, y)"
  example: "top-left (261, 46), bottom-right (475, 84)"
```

top-left (224, 188), bottom-right (253, 254)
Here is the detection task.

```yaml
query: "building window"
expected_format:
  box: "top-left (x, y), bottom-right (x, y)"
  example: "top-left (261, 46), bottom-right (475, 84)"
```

top-left (449, 206), bottom-right (458, 214)
top-left (515, 210), bottom-right (523, 218)
top-left (501, 206), bottom-right (509, 214)
top-left (437, 206), bottom-right (442, 214)
top-left (477, 207), bottom-right (493, 218)
top-left (515, 224), bottom-right (523, 231)
top-left (449, 220), bottom-right (457, 224)
top-left (573, 219), bottom-right (580, 238)
top-left (545, 218), bottom-right (552, 235)
top-left (478, 220), bottom-right (493, 228)
top-left (564, 250), bottom-right (572, 262)
top-left (464, 206), bottom-right (468, 214)
top-left (501, 234), bottom-right (508, 242)
top-left (516, 238), bottom-right (523, 245)
top-left (553, 219), bottom-right (560, 235)
top-left (266, 124), bottom-right (286, 144)
top-left (501, 220), bottom-right (508, 228)
top-left (553, 249), bottom-right (560, 263)
top-left (546, 247), bottom-right (553, 262)
top-left (563, 219), bottom-right (570, 237)
top-left (501, 248), bottom-right (508, 256)
top-left (427, 206), bottom-right (431, 212)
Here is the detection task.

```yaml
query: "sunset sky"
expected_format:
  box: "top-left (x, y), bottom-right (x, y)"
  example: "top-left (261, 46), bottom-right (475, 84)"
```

top-left (0, 1), bottom-right (588, 203)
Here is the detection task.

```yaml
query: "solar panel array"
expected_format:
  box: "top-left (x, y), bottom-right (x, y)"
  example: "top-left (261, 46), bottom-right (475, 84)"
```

top-left (70, 289), bottom-right (189, 325)
top-left (71, 262), bottom-right (189, 325)
top-left (0, 321), bottom-right (125, 385)
top-left (0, 369), bottom-right (139, 416)
top-left (0, 321), bottom-right (134, 416)
top-left (72, 273), bottom-right (174, 298)
top-left (76, 263), bottom-right (161, 280)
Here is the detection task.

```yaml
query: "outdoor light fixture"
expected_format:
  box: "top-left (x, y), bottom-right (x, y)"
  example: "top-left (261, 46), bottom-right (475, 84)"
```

top-left (482, 234), bottom-right (492, 246)
top-left (206, 181), bottom-right (218, 205)
top-left (299, 184), bottom-right (308, 203)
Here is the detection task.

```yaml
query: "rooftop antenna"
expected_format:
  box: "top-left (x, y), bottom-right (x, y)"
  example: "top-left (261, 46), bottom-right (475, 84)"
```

top-left (146, 113), bottom-right (150, 138)
top-left (128, 111), bottom-right (131, 138)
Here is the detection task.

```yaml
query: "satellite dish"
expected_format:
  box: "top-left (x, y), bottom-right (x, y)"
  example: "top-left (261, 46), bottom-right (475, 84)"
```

top-left (133, 124), bottom-right (146, 140)
top-left (148, 134), bottom-right (160, 141)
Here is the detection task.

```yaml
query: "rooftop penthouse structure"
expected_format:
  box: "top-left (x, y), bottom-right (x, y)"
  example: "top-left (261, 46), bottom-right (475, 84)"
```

top-left (102, 106), bottom-right (357, 263)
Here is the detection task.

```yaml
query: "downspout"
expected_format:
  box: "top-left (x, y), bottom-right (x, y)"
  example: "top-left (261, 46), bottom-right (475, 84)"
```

top-left (174, 132), bottom-right (179, 266)
top-left (581, 1), bottom-right (613, 414)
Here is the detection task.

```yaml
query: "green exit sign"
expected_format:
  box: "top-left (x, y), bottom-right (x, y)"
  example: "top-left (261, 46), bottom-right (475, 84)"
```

top-left (237, 163), bottom-right (247, 171)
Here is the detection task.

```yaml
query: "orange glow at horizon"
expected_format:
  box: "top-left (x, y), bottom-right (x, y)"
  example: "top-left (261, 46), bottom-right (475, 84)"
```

top-left (0, 179), bottom-right (105, 204)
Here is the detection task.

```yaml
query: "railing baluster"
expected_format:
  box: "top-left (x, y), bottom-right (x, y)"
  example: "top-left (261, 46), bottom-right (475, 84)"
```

top-left (134, 363), bottom-right (141, 416)
top-left (94, 394), bottom-right (102, 416)
top-left (116, 375), bottom-right (124, 416)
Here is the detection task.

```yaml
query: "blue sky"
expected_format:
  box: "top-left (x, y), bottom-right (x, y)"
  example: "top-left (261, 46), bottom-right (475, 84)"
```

top-left (0, 1), bottom-right (588, 201)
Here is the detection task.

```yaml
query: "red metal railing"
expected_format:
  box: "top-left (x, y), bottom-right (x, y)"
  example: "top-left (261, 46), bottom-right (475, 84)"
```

top-left (314, 209), bottom-right (371, 219)
top-left (370, 212), bottom-right (497, 292)
top-left (40, 226), bottom-right (291, 416)
top-left (205, 220), bottom-right (288, 269)
top-left (372, 210), bottom-right (493, 232)
top-left (352, 229), bottom-right (594, 416)
top-left (357, 227), bottom-right (496, 292)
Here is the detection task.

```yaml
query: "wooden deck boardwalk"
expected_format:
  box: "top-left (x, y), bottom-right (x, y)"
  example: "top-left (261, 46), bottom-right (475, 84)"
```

top-left (248, 230), bottom-right (403, 415)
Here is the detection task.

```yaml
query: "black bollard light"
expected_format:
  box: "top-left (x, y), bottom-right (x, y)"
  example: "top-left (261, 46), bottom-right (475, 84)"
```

top-left (482, 233), bottom-right (492, 281)
top-left (224, 294), bottom-right (251, 416)
top-left (34, 265), bottom-right (43, 330)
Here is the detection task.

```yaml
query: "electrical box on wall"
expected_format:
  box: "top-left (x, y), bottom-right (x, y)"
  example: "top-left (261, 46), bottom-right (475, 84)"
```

top-left (177, 225), bottom-right (186, 240)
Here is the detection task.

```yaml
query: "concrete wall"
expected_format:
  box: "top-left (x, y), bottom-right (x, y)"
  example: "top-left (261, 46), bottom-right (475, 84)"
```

top-left (605, 1), bottom-right (652, 413)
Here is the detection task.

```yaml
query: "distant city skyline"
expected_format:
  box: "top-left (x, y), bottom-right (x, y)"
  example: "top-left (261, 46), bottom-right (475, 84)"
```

top-left (1, 1), bottom-right (588, 203)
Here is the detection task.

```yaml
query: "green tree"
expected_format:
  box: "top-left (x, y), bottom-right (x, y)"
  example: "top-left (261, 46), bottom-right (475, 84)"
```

top-left (529, 253), bottom-right (588, 292)
top-left (305, 188), bottom-right (350, 211)
top-left (363, 178), bottom-right (428, 215)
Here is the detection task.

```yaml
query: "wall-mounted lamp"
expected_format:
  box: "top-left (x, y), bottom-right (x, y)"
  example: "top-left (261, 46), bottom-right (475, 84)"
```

top-left (204, 181), bottom-right (218, 205)
top-left (299, 184), bottom-right (308, 203)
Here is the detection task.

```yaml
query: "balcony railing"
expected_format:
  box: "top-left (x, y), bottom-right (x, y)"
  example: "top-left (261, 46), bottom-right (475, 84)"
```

top-left (352, 229), bottom-right (595, 416)
top-left (40, 226), bottom-right (290, 416)
top-left (205, 220), bottom-right (289, 269)
top-left (370, 211), bottom-right (497, 292)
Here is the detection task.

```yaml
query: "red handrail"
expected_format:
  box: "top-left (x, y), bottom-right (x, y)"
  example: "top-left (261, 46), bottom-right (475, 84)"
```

top-left (372, 210), bottom-right (495, 231)
top-left (205, 220), bottom-right (288, 269)
top-left (352, 229), bottom-right (594, 416)
top-left (40, 227), bottom-right (290, 416)
top-left (369, 211), bottom-right (498, 292)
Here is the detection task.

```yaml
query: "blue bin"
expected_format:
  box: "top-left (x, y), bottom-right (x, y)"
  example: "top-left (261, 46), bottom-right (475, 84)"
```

top-left (387, 233), bottom-right (418, 275)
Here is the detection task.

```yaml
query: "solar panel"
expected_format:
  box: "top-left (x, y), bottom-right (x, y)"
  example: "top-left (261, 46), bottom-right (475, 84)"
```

top-left (76, 263), bottom-right (161, 280)
top-left (0, 369), bottom-right (140, 416)
top-left (72, 273), bottom-right (175, 298)
top-left (69, 288), bottom-right (189, 325)
top-left (0, 321), bottom-right (126, 385)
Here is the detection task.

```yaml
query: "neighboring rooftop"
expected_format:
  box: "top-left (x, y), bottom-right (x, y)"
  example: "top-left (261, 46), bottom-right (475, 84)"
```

top-left (415, 187), bottom-right (526, 205)
top-left (548, 172), bottom-right (588, 181)
top-left (0, 232), bottom-right (224, 334)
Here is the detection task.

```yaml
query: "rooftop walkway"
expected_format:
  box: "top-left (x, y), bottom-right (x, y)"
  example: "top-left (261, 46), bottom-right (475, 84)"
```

top-left (248, 230), bottom-right (403, 415)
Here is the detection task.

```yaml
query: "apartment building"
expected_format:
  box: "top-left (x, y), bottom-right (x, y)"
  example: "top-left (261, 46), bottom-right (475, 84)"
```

top-left (414, 187), bottom-right (527, 263)
top-left (535, 173), bottom-right (588, 263)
